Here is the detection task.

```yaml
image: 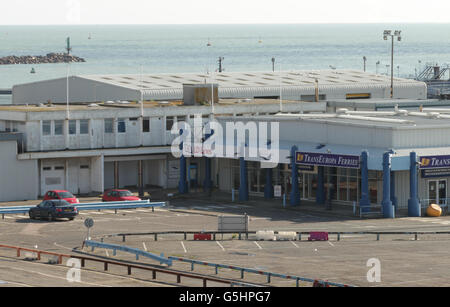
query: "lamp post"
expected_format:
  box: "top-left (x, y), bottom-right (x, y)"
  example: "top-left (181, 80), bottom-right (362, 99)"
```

top-left (383, 30), bottom-right (402, 98)
top-left (363, 56), bottom-right (367, 72)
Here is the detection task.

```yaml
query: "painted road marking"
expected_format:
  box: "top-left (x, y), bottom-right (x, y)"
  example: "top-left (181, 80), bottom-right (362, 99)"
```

top-left (142, 242), bottom-right (148, 252)
top-left (254, 241), bottom-right (263, 250)
top-left (105, 249), bottom-right (110, 257)
top-left (291, 241), bottom-right (299, 248)
top-left (216, 241), bottom-right (225, 251)
top-left (180, 242), bottom-right (187, 253)
top-left (328, 241), bottom-right (335, 247)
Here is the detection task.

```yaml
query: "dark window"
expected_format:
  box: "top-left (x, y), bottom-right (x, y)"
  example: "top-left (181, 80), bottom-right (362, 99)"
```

top-left (57, 192), bottom-right (74, 198)
top-left (43, 120), bottom-right (51, 136)
top-left (43, 167), bottom-right (52, 171)
top-left (166, 116), bottom-right (174, 131)
top-left (54, 166), bottom-right (65, 170)
top-left (118, 119), bottom-right (126, 133)
top-left (143, 118), bottom-right (150, 133)
top-left (54, 120), bottom-right (63, 135)
top-left (69, 120), bottom-right (77, 135)
top-left (104, 119), bottom-right (114, 133)
top-left (80, 165), bottom-right (89, 169)
top-left (80, 119), bottom-right (89, 135)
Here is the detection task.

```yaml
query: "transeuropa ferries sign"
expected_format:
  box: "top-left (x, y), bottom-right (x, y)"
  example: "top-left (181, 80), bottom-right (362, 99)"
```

top-left (419, 155), bottom-right (450, 169)
top-left (295, 152), bottom-right (360, 169)
top-left (419, 155), bottom-right (450, 178)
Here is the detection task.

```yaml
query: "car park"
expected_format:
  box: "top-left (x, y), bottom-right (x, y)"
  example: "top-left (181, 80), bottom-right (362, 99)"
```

top-left (29, 200), bottom-right (78, 221)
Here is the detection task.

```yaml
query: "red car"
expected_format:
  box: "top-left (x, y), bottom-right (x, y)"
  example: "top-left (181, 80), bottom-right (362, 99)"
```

top-left (102, 189), bottom-right (141, 202)
top-left (43, 190), bottom-right (80, 204)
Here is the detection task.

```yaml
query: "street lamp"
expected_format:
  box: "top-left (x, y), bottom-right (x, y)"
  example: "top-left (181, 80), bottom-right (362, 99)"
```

top-left (383, 30), bottom-right (402, 98)
top-left (363, 56), bottom-right (367, 72)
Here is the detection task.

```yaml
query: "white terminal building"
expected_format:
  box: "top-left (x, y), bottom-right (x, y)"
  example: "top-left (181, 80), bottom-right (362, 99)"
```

top-left (2, 69), bottom-right (447, 218)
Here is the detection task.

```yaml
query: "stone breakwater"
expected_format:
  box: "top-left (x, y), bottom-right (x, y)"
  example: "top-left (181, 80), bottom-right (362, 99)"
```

top-left (0, 53), bottom-right (86, 65)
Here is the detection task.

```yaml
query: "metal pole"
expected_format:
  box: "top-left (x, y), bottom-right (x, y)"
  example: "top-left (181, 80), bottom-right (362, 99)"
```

top-left (391, 36), bottom-right (394, 98)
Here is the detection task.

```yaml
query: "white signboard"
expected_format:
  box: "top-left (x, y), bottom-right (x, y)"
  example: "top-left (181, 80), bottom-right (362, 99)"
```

top-left (274, 185), bottom-right (282, 198)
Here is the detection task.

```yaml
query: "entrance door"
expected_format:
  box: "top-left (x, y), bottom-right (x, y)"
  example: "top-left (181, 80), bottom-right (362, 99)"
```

top-left (428, 179), bottom-right (447, 206)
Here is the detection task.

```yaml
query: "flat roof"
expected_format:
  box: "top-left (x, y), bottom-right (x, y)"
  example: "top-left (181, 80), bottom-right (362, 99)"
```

top-left (80, 69), bottom-right (421, 90)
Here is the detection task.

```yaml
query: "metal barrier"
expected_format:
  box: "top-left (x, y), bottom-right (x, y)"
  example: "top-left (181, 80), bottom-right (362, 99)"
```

top-left (0, 244), bottom-right (251, 287)
top-left (105, 230), bottom-right (450, 243)
top-left (168, 256), bottom-right (353, 287)
top-left (0, 201), bottom-right (166, 219)
top-left (83, 240), bottom-right (172, 266)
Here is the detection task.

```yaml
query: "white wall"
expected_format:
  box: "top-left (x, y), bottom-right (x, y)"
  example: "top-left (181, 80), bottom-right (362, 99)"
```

top-left (0, 141), bottom-right (38, 201)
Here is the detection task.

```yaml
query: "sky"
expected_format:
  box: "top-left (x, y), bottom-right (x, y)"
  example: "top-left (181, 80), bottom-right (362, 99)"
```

top-left (1, 0), bottom-right (450, 25)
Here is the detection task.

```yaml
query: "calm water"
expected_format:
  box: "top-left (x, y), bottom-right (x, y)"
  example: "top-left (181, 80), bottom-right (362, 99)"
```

top-left (1, 23), bottom-right (450, 104)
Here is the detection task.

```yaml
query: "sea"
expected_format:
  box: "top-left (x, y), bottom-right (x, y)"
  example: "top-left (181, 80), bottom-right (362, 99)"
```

top-left (1, 23), bottom-right (450, 104)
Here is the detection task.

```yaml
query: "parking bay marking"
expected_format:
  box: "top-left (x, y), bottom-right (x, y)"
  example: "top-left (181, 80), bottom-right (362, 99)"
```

top-left (181, 242), bottom-right (187, 253)
top-left (254, 241), bottom-right (263, 250)
top-left (216, 241), bottom-right (225, 251)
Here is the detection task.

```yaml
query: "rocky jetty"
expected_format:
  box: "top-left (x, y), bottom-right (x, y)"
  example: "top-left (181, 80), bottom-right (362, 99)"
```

top-left (0, 53), bottom-right (85, 65)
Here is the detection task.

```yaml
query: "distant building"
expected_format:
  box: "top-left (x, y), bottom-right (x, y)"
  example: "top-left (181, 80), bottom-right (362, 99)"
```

top-left (12, 70), bottom-right (427, 105)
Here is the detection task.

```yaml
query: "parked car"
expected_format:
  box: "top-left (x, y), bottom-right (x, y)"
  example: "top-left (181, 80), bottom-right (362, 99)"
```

top-left (29, 200), bottom-right (78, 221)
top-left (43, 190), bottom-right (79, 204)
top-left (102, 189), bottom-right (141, 202)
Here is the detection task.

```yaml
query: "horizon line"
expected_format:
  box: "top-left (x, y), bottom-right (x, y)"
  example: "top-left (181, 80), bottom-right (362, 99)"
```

top-left (1, 22), bottom-right (450, 26)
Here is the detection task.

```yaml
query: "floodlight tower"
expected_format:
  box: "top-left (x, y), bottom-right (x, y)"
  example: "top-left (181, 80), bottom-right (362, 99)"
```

top-left (383, 30), bottom-right (402, 98)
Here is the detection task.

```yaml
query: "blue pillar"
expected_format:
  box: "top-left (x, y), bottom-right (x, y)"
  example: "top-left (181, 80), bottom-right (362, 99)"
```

top-left (382, 152), bottom-right (395, 218)
top-left (290, 146), bottom-right (300, 206)
top-left (179, 154), bottom-right (188, 194)
top-left (408, 152), bottom-right (421, 217)
top-left (203, 157), bottom-right (212, 193)
top-left (239, 157), bottom-right (249, 202)
top-left (360, 151), bottom-right (371, 213)
top-left (317, 166), bottom-right (326, 205)
top-left (264, 168), bottom-right (274, 199)
top-left (390, 172), bottom-right (398, 211)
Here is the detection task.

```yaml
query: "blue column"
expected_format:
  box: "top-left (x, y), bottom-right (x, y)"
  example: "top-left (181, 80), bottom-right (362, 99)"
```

top-left (239, 157), bottom-right (249, 202)
top-left (203, 157), bottom-right (212, 193)
top-left (290, 146), bottom-right (300, 206)
top-left (264, 168), bottom-right (274, 199)
top-left (360, 151), bottom-right (371, 213)
top-left (408, 152), bottom-right (421, 217)
top-left (382, 152), bottom-right (395, 218)
top-left (317, 166), bottom-right (326, 205)
top-left (390, 172), bottom-right (398, 211)
top-left (179, 154), bottom-right (188, 194)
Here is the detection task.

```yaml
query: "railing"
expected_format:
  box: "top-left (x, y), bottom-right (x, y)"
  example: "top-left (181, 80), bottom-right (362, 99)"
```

top-left (167, 256), bottom-right (354, 287)
top-left (0, 244), bottom-right (257, 287)
top-left (0, 200), bottom-right (166, 219)
top-left (83, 240), bottom-right (172, 266)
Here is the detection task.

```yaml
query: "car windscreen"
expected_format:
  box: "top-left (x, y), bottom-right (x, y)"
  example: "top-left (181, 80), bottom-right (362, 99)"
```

top-left (58, 192), bottom-right (75, 198)
top-left (119, 191), bottom-right (133, 197)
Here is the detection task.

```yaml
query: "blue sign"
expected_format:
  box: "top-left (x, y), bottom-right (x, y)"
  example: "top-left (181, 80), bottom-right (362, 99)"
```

top-left (296, 152), bottom-right (360, 169)
top-left (419, 155), bottom-right (450, 169)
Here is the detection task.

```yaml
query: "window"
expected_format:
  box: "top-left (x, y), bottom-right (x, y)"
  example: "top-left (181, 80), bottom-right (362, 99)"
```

top-left (54, 120), bottom-right (63, 135)
top-left (43, 167), bottom-right (52, 171)
top-left (166, 116), bottom-right (174, 131)
top-left (54, 166), bottom-right (65, 170)
top-left (80, 165), bottom-right (89, 169)
top-left (69, 120), bottom-right (77, 135)
top-left (80, 119), bottom-right (89, 135)
top-left (43, 120), bottom-right (51, 136)
top-left (118, 118), bottom-right (126, 133)
top-left (104, 119), bottom-right (114, 134)
top-left (143, 118), bottom-right (150, 133)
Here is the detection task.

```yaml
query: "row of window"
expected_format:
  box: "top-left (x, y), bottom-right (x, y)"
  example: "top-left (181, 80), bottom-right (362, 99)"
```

top-left (42, 117), bottom-right (177, 136)
top-left (43, 120), bottom-right (89, 136)
top-left (42, 165), bottom-right (90, 171)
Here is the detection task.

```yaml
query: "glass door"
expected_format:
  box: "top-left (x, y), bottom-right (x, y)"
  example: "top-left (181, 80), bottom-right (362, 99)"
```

top-left (428, 180), bottom-right (447, 206)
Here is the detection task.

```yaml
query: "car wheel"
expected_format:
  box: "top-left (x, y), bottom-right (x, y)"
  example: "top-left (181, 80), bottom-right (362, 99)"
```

top-left (69, 217), bottom-right (75, 221)
top-left (47, 213), bottom-right (53, 222)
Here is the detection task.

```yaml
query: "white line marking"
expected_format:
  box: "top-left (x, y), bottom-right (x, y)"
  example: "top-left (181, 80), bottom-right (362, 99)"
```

top-left (328, 241), bottom-right (335, 247)
top-left (105, 249), bottom-right (109, 257)
top-left (180, 242), bottom-right (187, 253)
top-left (216, 241), bottom-right (225, 251)
top-left (291, 241), bottom-right (299, 248)
top-left (142, 242), bottom-right (147, 252)
top-left (89, 212), bottom-right (104, 215)
top-left (254, 241), bottom-right (263, 249)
